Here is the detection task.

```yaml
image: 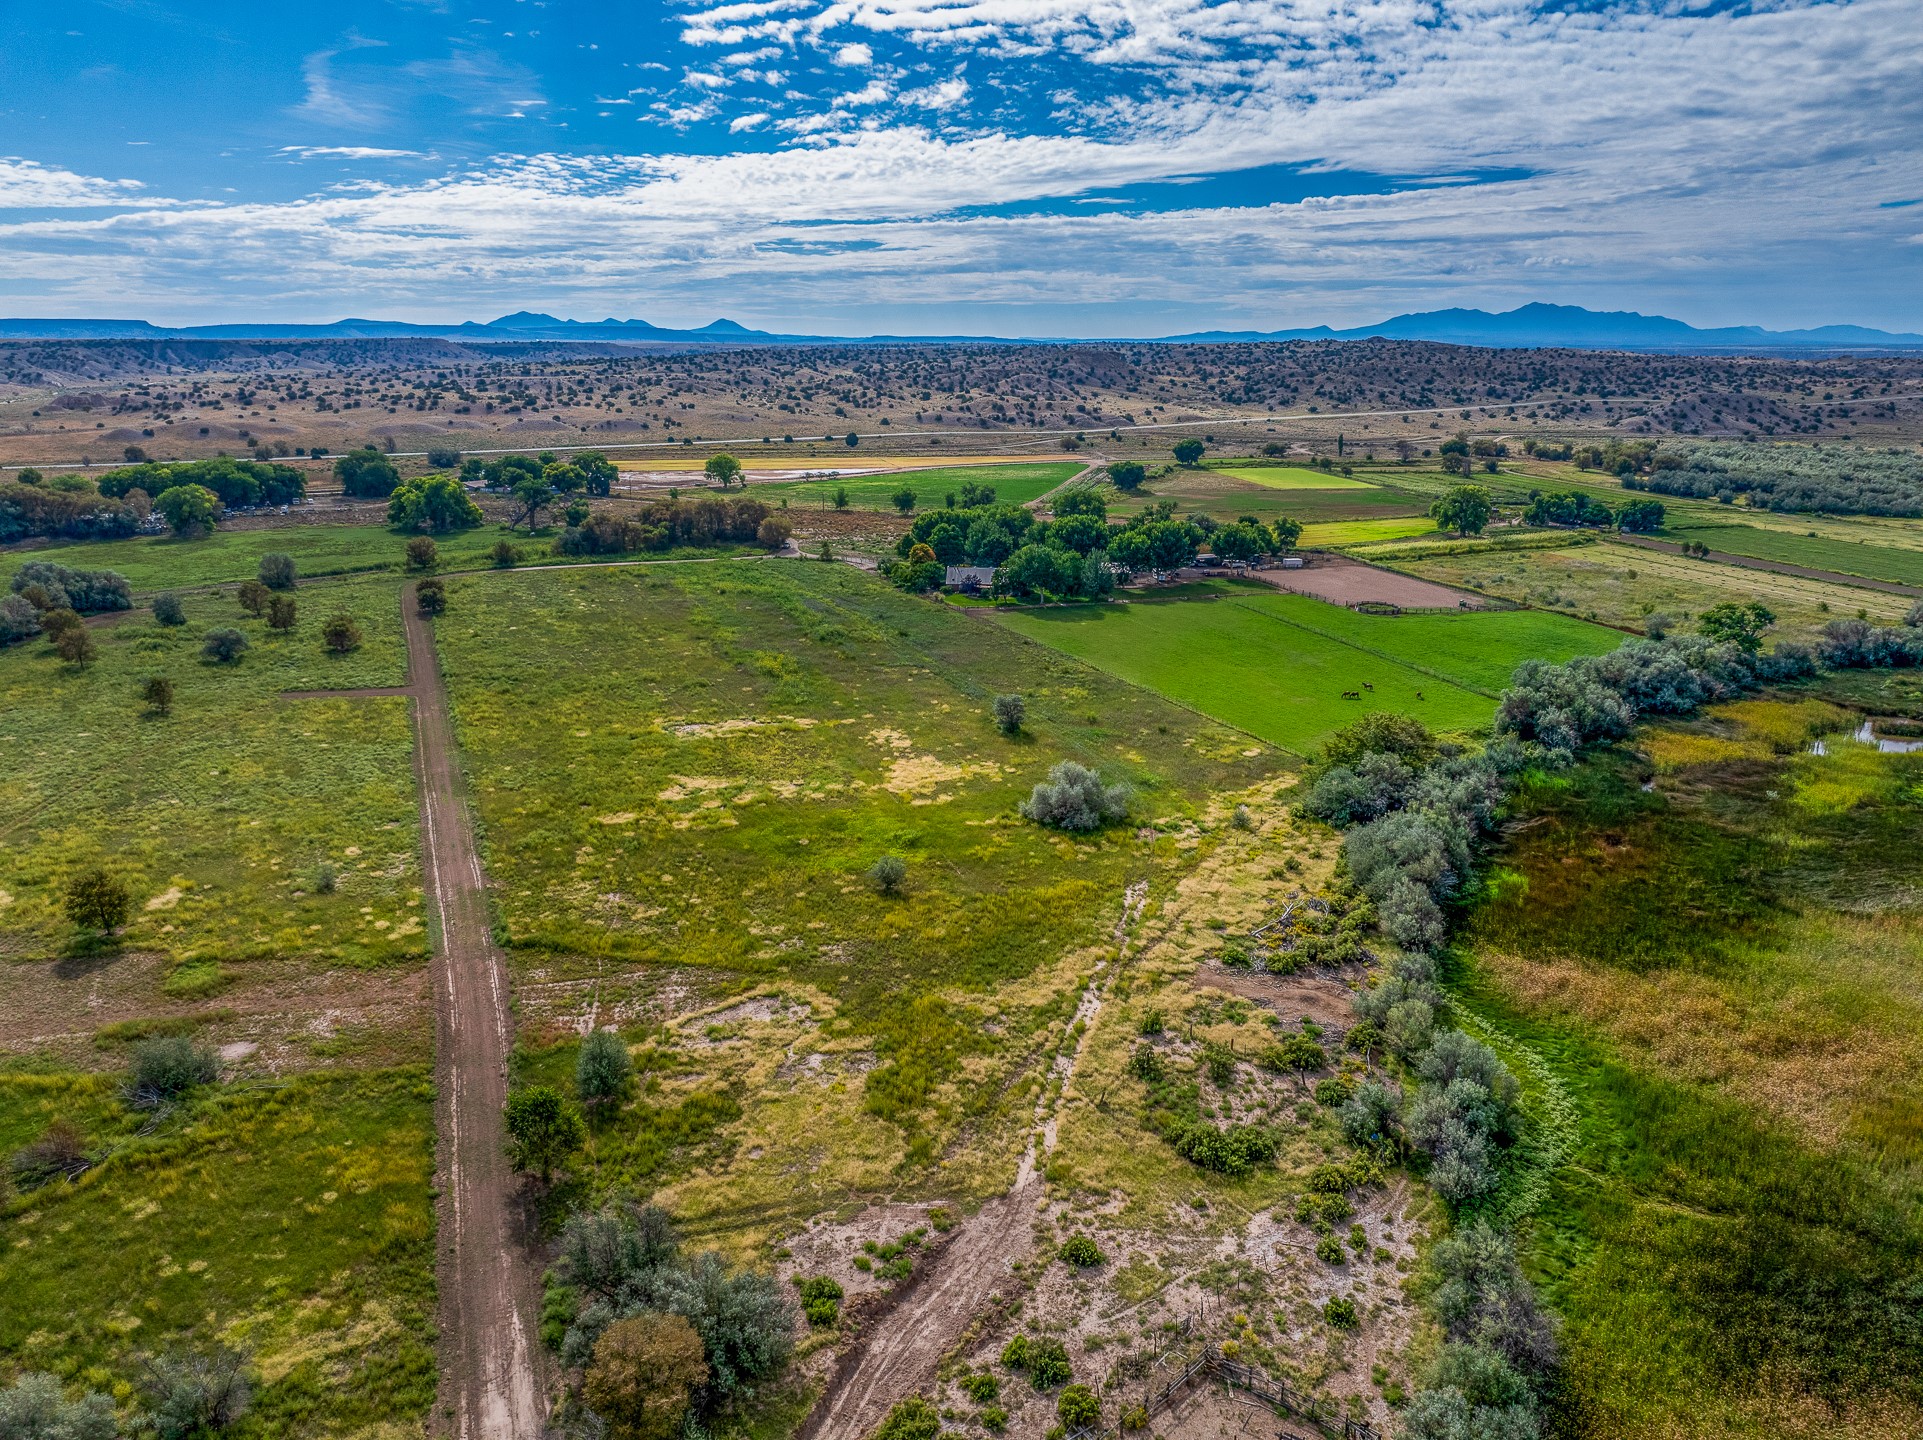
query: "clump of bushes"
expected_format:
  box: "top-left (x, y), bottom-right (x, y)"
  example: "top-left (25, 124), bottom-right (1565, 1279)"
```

top-left (201, 627), bottom-right (248, 663)
top-left (795, 1275), bottom-right (843, 1327)
top-left (1058, 1233), bottom-right (1104, 1268)
top-left (152, 592), bottom-right (186, 626)
top-left (551, 1199), bottom-right (796, 1422)
top-left (576, 1028), bottom-right (633, 1109)
top-left (875, 1397), bottom-right (941, 1440)
top-left (0, 1372), bottom-right (116, 1440)
top-left (1057, 1383), bottom-right (1100, 1429)
top-left (1020, 761), bottom-right (1131, 832)
top-left (1001, 1333), bottom-right (1072, 1390)
top-left (128, 1036), bottom-right (219, 1105)
top-left (10, 561), bottom-right (132, 614)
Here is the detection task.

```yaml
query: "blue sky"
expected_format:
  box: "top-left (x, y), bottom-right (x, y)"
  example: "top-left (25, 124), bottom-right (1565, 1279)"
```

top-left (0, 0), bottom-right (1919, 335)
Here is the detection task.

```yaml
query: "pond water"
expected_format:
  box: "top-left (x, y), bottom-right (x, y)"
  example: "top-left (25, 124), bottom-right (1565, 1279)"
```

top-left (1809, 720), bottom-right (1923, 756)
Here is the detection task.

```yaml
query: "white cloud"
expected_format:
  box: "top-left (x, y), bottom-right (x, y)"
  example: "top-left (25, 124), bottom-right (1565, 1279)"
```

top-left (833, 42), bottom-right (873, 67)
top-left (0, 157), bottom-right (148, 208)
top-left (684, 70), bottom-right (727, 89)
top-left (839, 79), bottom-right (893, 105)
top-left (730, 112), bottom-right (772, 131)
top-left (280, 146), bottom-right (427, 160)
top-left (902, 77), bottom-right (968, 109)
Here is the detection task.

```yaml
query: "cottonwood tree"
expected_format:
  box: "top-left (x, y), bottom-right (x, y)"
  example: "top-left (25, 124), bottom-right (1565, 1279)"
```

top-left (1430, 485), bottom-right (1493, 536)
top-left (704, 453), bottom-right (742, 489)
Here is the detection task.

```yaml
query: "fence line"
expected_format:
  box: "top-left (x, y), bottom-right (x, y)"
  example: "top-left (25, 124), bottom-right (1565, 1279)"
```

top-left (1063, 1344), bottom-right (1380, 1440)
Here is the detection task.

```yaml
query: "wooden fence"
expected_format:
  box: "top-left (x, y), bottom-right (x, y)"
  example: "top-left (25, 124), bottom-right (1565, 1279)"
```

top-left (1064, 1347), bottom-right (1380, 1440)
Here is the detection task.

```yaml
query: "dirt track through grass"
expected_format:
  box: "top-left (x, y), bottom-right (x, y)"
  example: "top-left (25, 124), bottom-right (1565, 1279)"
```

top-left (290, 583), bottom-right (544, 1440)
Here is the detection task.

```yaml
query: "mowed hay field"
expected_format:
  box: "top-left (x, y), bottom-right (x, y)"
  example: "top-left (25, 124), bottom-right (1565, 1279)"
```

top-left (1397, 540), bottom-right (1912, 640)
top-left (996, 591), bottom-right (1621, 753)
top-left (1300, 517), bottom-right (1444, 548)
top-left (1461, 700), bottom-right (1923, 1438)
top-left (0, 575), bottom-right (423, 970)
top-left (1108, 467), bottom-right (1430, 524)
top-left (749, 460), bottom-right (1082, 510)
top-left (431, 559), bottom-right (1286, 1227)
top-left (1210, 465), bottom-right (1380, 491)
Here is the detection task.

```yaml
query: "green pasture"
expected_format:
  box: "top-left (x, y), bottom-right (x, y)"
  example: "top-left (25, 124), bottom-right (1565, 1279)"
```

top-left (0, 1066), bottom-right (437, 1433)
top-left (1109, 470), bottom-right (1428, 525)
top-left (1462, 715), bottom-right (1923, 1436)
top-left (0, 575), bottom-right (423, 969)
top-left (1299, 518), bottom-right (1443, 549)
top-left (1229, 593), bottom-right (1622, 694)
top-left (1209, 465), bottom-right (1378, 491)
top-left (0, 521), bottom-right (542, 594)
top-left (1660, 521), bottom-right (1923, 587)
top-left (994, 595), bottom-right (1499, 753)
top-left (431, 559), bottom-right (1283, 1143)
top-left (749, 461), bottom-right (1082, 512)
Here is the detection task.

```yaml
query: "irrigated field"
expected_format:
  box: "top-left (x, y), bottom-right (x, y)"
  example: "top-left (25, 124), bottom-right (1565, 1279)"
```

top-left (993, 590), bottom-right (1599, 752)
top-left (1299, 517), bottom-right (1443, 548)
top-left (431, 559), bottom-right (1287, 1231)
top-left (1394, 540), bottom-right (1911, 639)
top-left (1462, 698), bottom-right (1923, 1438)
top-left (1210, 465), bottom-right (1379, 491)
top-left (1661, 521), bottom-right (1923, 587)
top-left (1108, 467), bottom-right (1429, 524)
top-left (749, 461), bottom-right (1083, 511)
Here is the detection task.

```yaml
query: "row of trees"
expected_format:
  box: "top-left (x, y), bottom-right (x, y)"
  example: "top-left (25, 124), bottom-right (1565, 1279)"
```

top-left (554, 497), bottom-right (790, 556)
top-left (98, 457), bottom-right (306, 510)
top-left (1628, 440), bottom-right (1923, 516)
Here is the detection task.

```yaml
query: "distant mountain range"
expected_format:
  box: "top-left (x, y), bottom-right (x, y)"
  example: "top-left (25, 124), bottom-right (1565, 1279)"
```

top-left (0, 302), bottom-right (1918, 352)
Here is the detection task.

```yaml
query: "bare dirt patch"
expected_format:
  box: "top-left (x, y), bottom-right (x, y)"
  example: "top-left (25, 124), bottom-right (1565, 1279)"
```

top-left (1252, 555), bottom-right (1485, 610)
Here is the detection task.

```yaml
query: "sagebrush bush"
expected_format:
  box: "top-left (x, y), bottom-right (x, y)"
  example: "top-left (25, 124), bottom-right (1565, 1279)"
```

top-left (1020, 761), bottom-right (1130, 831)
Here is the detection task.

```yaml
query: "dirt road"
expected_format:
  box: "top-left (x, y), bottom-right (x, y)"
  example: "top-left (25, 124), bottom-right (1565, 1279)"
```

top-left (288, 585), bottom-right (544, 1440)
top-left (803, 884), bottom-right (1149, 1440)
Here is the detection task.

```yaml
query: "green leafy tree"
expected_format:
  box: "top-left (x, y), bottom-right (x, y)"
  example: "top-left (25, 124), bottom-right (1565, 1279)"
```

top-left (891, 486), bottom-right (918, 513)
top-left (832, 485), bottom-right (850, 511)
top-left (335, 449), bottom-right (400, 499)
top-left (266, 594), bottom-right (297, 632)
top-left (1697, 600), bottom-right (1775, 653)
top-left (405, 536), bottom-right (439, 570)
top-left (577, 1029), bottom-right (633, 1108)
top-left (704, 453), bottom-right (743, 489)
top-left (545, 461), bottom-right (587, 496)
top-left (258, 552), bottom-right (296, 590)
top-left (1430, 485), bottom-right (1493, 536)
top-left (322, 614), bottom-right (363, 654)
top-left (55, 626), bottom-right (97, 666)
top-left (583, 1314), bottom-right (707, 1440)
top-left (1107, 460), bottom-right (1146, 492)
top-left (1171, 438), bottom-right (1205, 466)
top-left (141, 675), bottom-right (175, 716)
top-left (577, 451), bottom-right (618, 496)
top-left (504, 1085), bottom-right (585, 1183)
top-left (236, 580), bottom-right (269, 617)
top-left (152, 592), bottom-right (187, 626)
top-left (416, 578), bottom-right (447, 616)
top-left (201, 627), bottom-right (248, 663)
top-left (992, 693), bottom-right (1026, 734)
top-left (512, 473), bottom-right (554, 532)
top-left (389, 475), bottom-right (483, 533)
top-left (154, 483), bottom-right (221, 537)
top-left (65, 868), bottom-right (130, 933)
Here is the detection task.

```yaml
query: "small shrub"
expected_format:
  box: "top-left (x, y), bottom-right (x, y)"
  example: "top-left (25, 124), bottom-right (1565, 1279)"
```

top-left (992, 693), bottom-right (1026, 734)
top-left (1138, 1009), bottom-right (1164, 1036)
top-left (55, 627), bottom-right (97, 666)
top-left (152, 592), bottom-right (187, 626)
top-left (257, 553), bottom-right (296, 591)
top-left (1314, 1076), bottom-right (1354, 1107)
top-left (405, 536), bottom-right (439, 571)
top-left (795, 1275), bottom-right (843, 1327)
top-left (491, 539), bottom-right (521, 568)
top-left (8, 1120), bottom-right (90, 1191)
top-left (1315, 1235), bottom-right (1347, 1265)
top-left (141, 1348), bottom-right (254, 1440)
top-left (141, 675), bottom-right (176, 717)
top-left (1000, 1334), bottom-right (1030, 1370)
top-left (1057, 1385), bottom-right (1100, 1430)
top-left (267, 594), bottom-right (297, 631)
top-left (961, 1372), bottom-right (1000, 1403)
top-left (1128, 1042), bottom-right (1165, 1083)
top-left (1119, 1404), bottom-right (1148, 1431)
top-left (321, 614), bottom-right (363, 654)
top-left (980, 1406), bottom-right (1008, 1432)
top-left (310, 862), bottom-right (338, 894)
top-left (1324, 1296), bottom-right (1360, 1329)
top-left (1231, 803), bottom-right (1254, 830)
top-left (576, 1028), bottom-right (633, 1108)
top-left (874, 1397), bottom-right (941, 1440)
top-left (236, 580), bottom-right (270, 617)
top-left (1026, 1337), bottom-right (1072, 1390)
top-left (130, 1036), bottom-right (218, 1102)
top-left (869, 855), bottom-right (907, 895)
top-left (0, 1374), bottom-right (115, 1440)
top-left (201, 627), bottom-right (248, 663)
top-left (1059, 1233), bottom-right (1104, 1268)
top-left (417, 578), bottom-right (447, 616)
